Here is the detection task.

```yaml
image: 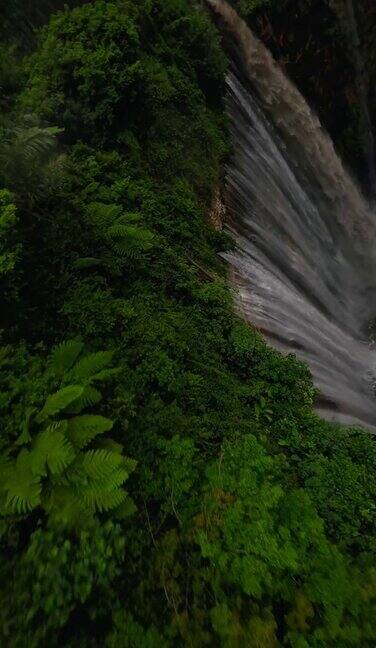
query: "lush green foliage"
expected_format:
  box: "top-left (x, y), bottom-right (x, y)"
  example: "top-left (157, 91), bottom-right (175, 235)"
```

top-left (0, 0), bottom-right (375, 645)
top-left (0, 342), bottom-right (135, 525)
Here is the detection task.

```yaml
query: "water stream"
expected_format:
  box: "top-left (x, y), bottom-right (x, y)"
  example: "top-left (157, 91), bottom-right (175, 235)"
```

top-left (206, 0), bottom-right (376, 431)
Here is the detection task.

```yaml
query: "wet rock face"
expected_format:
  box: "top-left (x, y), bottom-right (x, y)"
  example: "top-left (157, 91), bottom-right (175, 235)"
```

top-left (209, 187), bottom-right (226, 231)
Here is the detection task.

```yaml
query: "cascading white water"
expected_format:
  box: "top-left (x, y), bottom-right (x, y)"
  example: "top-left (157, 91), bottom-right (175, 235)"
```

top-left (206, 0), bottom-right (376, 431)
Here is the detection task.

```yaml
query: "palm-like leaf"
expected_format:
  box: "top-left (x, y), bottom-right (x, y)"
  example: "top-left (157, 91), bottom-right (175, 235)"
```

top-left (65, 385), bottom-right (102, 414)
top-left (31, 423), bottom-right (74, 476)
top-left (81, 449), bottom-right (123, 481)
top-left (66, 414), bottom-right (113, 450)
top-left (43, 486), bottom-right (94, 528)
top-left (81, 487), bottom-right (128, 513)
top-left (88, 202), bottom-right (122, 231)
top-left (67, 351), bottom-right (113, 383)
top-left (48, 340), bottom-right (84, 376)
top-left (4, 450), bottom-right (42, 513)
top-left (37, 384), bottom-right (84, 421)
top-left (117, 212), bottom-right (143, 224)
top-left (0, 123), bottom-right (63, 194)
top-left (73, 257), bottom-right (103, 270)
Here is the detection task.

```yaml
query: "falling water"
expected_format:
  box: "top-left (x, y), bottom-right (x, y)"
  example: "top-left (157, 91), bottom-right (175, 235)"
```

top-left (206, 0), bottom-right (376, 431)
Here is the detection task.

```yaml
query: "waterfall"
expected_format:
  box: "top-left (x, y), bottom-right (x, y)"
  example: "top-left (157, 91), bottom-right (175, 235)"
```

top-left (206, 0), bottom-right (376, 431)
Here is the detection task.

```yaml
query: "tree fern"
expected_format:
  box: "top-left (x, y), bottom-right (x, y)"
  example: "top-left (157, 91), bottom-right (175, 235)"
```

top-left (7, 125), bottom-right (62, 163)
top-left (0, 120), bottom-right (63, 196)
top-left (43, 486), bottom-right (94, 528)
top-left (89, 202), bottom-right (122, 231)
top-left (48, 340), bottom-right (84, 376)
top-left (31, 424), bottom-right (75, 476)
top-left (4, 450), bottom-right (42, 513)
top-left (66, 385), bottom-right (102, 414)
top-left (66, 414), bottom-right (113, 450)
top-left (77, 202), bottom-right (154, 275)
top-left (66, 350), bottom-right (113, 383)
top-left (37, 384), bottom-right (84, 421)
top-left (73, 257), bottom-right (103, 270)
top-left (117, 212), bottom-right (143, 225)
top-left (81, 449), bottom-right (123, 482)
top-left (81, 487), bottom-right (128, 513)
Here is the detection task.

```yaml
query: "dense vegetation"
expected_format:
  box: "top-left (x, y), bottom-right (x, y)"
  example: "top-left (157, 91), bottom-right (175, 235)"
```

top-left (0, 0), bottom-right (375, 645)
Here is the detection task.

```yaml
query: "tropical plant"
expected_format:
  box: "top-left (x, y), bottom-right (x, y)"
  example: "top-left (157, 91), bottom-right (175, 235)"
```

top-left (0, 189), bottom-right (20, 294)
top-left (74, 202), bottom-right (154, 275)
top-left (0, 340), bottom-right (136, 527)
top-left (0, 118), bottom-right (64, 199)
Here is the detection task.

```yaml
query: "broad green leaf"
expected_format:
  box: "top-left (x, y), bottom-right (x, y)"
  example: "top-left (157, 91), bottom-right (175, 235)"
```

top-left (37, 385), bottom-right (84, 421)
top-left (31, 423), bottom-right (74, 476)
top-left (66, 414), bottom-right (113, 449)
top-left (48, 340), bottom-right (84, 375)
top-left (5, 450), bottom-right (41, 513)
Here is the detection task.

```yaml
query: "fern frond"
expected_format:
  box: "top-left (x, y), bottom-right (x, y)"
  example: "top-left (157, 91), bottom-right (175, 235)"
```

top-left (121, 457), bottom-right (137, 475)
top-left (82, 487), bottom-right (128, 513)
top-left (88, 367), bottom-right (121, 382)
top-left (66, 414), bottom-right (113, 450)
top-left (112, 496), bottom-right (137, 519)
top-left (15, 406), bottom-right (36, 446)
top-left (67, 351), bottom-right (114, 383)
top-left (37, 384), bottom-right (84, 421)
top-left (48, 340), bottom-right (84, 376)
top-left (31, 424), bottom-right (74, 476)
top-left (43, 486), bottom-right (94, 528)
top-left (0, 125), bottom-right (63, 173)
top-left (108, 224), bottom-right (153, 245)
top-left (96, 438), bottom-right (124, 455)
top-left (4, 450), bottom-right (42, 513)
top-left (110, 231), bottom-right (154, 260)
top-left (81, 449), bottom-right (122, 482)
top-left (117, 212), bottom-right (142, 225)
top-left (107, 224), bottom-right (135, 239)
top-left (88, 202), bottom-right (122, 231)
top-left (65, 385), bottom-right (102, 415)
top-left (73, 257), bottom-right (103, 270)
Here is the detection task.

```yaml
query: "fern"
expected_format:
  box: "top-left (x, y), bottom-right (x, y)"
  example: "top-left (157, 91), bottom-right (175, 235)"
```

top-left (48, 340), bottom-right (84, 376)
top-left (96, 438), bottom-right (125, 455)
top-left (88, 367), bottom-right (121, 382)
top-left (1, 341), bottom-right (136, 526)
top-left (0, 124), bottom-right (62, 166)
top-left (88, 202), bottom-right (122, 230)
top-left (43, 486), bottom-right (94, 527)
top-left (10, 125), bottom-right (62, 163)
top-left (112, 496), bottom-right (137, 519)
top-left (117, 212), bottom-right (143, 224)
top-left (67, 351), bottom-right (113, 383)
top-left (66, 415), bottom-right (113, 449)
top-left (4, 450), bottom-right (42, 513)
top-left (37, 385), bottom-right (84, 421)
top-left (66, 385), bottom-right (102, 414)
top-left (107, 224), bottom-right (136, 239)
top-left (81, 449), bottom-right (123, 481)
top-left (73, 257), bottom-right (103, 270)
top-left (82, 487), bottom-right (128, 513)
top-left (0, 121), bottom-right (63, 195)
top-left (78, 202), bottom-right (154, 274)
top-left (31, 424), bottom-right (74, 476)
